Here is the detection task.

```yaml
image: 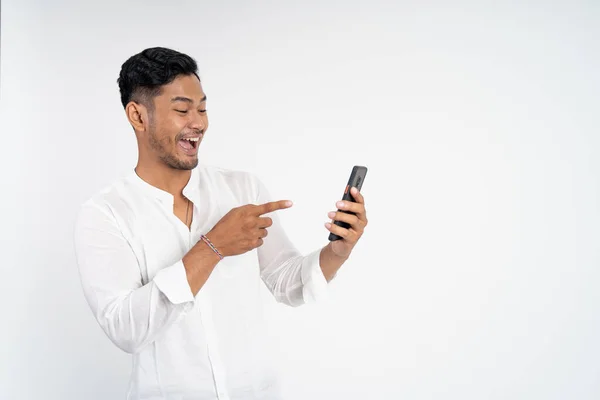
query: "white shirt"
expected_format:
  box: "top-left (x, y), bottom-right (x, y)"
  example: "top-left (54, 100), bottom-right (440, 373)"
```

top-left (73, 164), bottom-right (330, 400)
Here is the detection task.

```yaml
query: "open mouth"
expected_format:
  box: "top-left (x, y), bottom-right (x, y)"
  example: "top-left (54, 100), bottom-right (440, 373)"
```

top-left (178, 136), bottom-right (200, 154)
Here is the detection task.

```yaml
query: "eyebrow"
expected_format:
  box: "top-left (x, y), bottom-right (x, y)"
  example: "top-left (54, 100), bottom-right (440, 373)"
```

top-left (170, 95), bottom-right (207, 104)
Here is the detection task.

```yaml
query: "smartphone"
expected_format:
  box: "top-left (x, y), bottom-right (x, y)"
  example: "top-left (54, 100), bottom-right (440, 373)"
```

top-left (328, 165), bottom-right (368, 241)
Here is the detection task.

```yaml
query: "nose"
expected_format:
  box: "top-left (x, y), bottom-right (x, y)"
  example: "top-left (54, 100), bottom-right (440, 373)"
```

top-left (189, 113), bottom-right (206, 132)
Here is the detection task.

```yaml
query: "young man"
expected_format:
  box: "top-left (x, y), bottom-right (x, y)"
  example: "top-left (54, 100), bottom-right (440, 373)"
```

top-left (74, 47), bottom-right (368, 400)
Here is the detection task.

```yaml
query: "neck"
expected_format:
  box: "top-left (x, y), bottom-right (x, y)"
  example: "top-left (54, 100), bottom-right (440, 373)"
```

top-left (135, 160), bottom-right (192, 198)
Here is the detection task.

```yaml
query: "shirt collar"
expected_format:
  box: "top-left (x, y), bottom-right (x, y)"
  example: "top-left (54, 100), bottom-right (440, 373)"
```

top-left (127, 167), bottom-right (201, 206)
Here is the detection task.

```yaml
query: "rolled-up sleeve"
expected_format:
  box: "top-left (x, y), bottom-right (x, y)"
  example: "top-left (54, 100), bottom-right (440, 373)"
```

top-left (300, 248), bottom-right (330, 303)
top-left (252, 175), bottom-right (331, 306)
top-left (153, 260), bottom-right (195, 305)
top-left (74, 202), bottom-right (194, 354)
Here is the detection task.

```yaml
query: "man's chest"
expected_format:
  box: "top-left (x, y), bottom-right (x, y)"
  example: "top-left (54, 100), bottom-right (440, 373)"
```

top-left (116, 186), bottom-right (259, 285)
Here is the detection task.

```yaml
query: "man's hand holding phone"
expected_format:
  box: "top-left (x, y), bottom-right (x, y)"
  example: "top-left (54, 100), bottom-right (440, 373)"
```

top-left (325, 166), bottom-right (368, 258)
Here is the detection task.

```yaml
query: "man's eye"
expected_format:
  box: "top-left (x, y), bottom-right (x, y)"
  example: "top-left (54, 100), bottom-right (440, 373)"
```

top-left (175, 109), bottom-right (188, 114)
top-left (199, 109), bottom-right (207, 113)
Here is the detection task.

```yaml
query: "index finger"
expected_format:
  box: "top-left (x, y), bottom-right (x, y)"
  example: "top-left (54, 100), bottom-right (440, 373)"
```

top-left (253, 200), bottom-right (293, 215)
top-left (350, 187), bottom-right (365, 205)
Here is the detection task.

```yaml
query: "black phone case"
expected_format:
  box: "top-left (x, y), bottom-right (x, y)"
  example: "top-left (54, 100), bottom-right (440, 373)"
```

top-left (329, 165), bottom-right (368, 241)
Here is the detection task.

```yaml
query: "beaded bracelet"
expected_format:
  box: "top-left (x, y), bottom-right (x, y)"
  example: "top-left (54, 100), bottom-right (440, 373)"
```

top-left (200, 234), bottom-right (224, 260)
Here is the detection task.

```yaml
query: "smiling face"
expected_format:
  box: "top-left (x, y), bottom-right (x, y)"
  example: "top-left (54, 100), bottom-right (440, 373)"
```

top-left (138, 74), bottom-right (208, 170)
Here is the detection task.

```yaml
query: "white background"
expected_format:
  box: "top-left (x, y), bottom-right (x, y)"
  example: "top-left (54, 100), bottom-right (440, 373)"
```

top-left (2, 1), bottom-right (599, 399)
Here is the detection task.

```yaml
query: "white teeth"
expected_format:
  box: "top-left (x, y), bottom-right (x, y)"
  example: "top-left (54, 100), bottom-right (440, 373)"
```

top-left (183, 137), bottom-right (199, 142)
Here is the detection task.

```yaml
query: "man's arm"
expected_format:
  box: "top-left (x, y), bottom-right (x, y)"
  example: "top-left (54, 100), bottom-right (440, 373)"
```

top-left (74, 203), bottom-right (219, 354)
top-left (321, 186), bottom-right (368, 279)
top-left (182, 243), bottom-right (222, 295)
top-left (253, 175), bottom-right (333, 306)
top-left (318, 243), bottom-right (349, 282)
top-left (253, 175), bottom-right (368, 306)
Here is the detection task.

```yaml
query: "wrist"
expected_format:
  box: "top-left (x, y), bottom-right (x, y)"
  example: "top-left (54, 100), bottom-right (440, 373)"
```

top-left (200, 233), bottom-right (225, 260)
top-left (182, 237), bottom-right (221, 296)
top-left (184, 241), bottom-right (218, 268)
top-left (327, 241), bottom-right (351, 260)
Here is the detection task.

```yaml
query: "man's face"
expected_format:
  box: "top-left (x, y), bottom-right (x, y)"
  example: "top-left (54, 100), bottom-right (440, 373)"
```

top-left (146, 74), bottom-right (208, 170)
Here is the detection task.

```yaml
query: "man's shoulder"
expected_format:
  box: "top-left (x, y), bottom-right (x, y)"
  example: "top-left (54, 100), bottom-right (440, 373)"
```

top-left (77, 174), bottom-right (136, 220)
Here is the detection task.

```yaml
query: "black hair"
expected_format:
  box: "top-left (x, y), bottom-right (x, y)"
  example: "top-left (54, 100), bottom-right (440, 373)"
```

top-left (117, 47), bottom-right (200, 109)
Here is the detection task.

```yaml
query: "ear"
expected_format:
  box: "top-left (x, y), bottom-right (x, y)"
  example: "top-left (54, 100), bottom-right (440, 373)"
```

top-left (125, 101), bottom-right (149, 132)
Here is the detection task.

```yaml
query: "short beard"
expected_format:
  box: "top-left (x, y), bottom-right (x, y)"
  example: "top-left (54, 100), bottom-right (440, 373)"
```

top-left (148, 116), bottom-right (198, 171)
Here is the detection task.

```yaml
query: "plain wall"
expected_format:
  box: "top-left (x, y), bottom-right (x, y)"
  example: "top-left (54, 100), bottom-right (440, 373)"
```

top-left (1, 1), bottom-right (599, 399)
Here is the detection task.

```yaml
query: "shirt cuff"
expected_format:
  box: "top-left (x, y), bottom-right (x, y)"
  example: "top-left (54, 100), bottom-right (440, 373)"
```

top-left (301, 248), bottom-right (330, 304)
top-left (153, 260), bottom-right (195, 305)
